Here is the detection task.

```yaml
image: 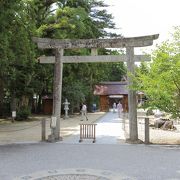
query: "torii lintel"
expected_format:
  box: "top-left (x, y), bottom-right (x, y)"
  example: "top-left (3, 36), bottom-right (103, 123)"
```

top-left (32, 34), bottom-right (159, 49)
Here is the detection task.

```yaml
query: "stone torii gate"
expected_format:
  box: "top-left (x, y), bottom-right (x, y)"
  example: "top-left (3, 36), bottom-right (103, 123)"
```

top-left (33, 34), bottom-right (159, 142)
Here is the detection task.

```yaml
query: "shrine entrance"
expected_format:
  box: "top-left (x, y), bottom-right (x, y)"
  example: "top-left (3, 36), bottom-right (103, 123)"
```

top-left (33, 34), bottom-right (159, 142)
top-left (93, 81), bottom-right (129, 112)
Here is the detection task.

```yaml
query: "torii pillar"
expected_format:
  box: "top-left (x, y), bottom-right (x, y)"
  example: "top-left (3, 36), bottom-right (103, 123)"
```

top-left (53, 49), bottom-right (63, 139)
top-left (33, 34), bottom-right (159, 142)
top-left (126, 47), bottom-right (137, 141)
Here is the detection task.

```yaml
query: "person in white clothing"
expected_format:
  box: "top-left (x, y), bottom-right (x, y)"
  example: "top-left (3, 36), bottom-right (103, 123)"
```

top-left (113, 102), bottom-right (116, 113)
top-left (81, 103), bottom-right (88, 121)
top-left (117, 101), bottom-right (123, 118)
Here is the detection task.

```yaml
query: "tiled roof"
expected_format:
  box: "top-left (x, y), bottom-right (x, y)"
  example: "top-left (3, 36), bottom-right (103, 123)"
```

top-left (94, 82), bottom-right (128, 95)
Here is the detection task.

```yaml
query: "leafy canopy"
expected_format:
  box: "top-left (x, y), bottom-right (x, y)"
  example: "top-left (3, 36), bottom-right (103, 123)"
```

top-left (135, 27), bottom-right (180, 118)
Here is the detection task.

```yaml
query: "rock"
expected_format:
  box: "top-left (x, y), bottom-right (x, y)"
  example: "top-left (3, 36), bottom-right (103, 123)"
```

top-left (154, 119), bottom-right (166, 128)
top-left (162, 120), bottom-right (173, 130)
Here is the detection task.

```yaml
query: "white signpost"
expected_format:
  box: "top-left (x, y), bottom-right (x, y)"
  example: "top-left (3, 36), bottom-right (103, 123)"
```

top-left (12, 111), bottom-right (16, 123)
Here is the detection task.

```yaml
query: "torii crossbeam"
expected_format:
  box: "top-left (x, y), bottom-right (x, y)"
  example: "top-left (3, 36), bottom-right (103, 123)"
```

top-left (38, 54), bottom-right (150, 64)
top-left (33, 34), bottom-right (159, 142)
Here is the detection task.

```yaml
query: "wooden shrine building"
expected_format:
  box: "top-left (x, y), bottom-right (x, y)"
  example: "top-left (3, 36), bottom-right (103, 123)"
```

top-left (94, 81), bottom-right (128, 112)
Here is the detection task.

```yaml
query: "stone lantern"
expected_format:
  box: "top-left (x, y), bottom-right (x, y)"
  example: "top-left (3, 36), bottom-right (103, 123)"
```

top-left (63, 99), bottom-right (70, 119)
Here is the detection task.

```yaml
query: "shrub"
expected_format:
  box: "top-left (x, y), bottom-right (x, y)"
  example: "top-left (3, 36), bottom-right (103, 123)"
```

top-left (16, 106), bottom-right (31, 120)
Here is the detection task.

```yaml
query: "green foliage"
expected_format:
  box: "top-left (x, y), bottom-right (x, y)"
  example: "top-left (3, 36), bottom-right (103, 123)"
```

top-left (62, 81), bottom-right (88, 112)
top-left (34, 0), bottom-right (125, 112)
top-left (36, 0), bottom-right (119, 39)
top-left (107, 63), bottom-right (127, 81)
top-left (62, 48), bottom-right (126, 112)
top-left (16, 106), bottom-right (31, 120)
top-left (0, 0), bottom-right (37, 116)
top-left (135, 27), bottom-right (180, 118)
top-left (0, 0), bottom-right (126, 115)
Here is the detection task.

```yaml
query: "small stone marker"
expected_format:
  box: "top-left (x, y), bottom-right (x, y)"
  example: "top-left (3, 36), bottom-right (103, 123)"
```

top-left (63, 98), bottom-right (70, 119)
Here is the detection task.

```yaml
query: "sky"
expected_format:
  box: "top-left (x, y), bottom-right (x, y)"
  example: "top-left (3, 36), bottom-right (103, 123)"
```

top-left (104, 0), bottom-right (180, 54)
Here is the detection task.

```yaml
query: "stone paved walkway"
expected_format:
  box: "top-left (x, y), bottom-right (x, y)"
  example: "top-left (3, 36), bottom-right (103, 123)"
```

top-left (63, 110), bottom-right (128, 144)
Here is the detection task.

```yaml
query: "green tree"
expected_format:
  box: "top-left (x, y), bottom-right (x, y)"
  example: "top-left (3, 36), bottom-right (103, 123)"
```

top-left (0, 1), bottom-right (16, 115)
top-left (33, 0), bottom-right (125, 112)
top-left (0, 0), bottom-right (127, 116)
top-left (0, 0), bottom-right (36, 117)
top-left (135, 27), bottom-right (180, 118)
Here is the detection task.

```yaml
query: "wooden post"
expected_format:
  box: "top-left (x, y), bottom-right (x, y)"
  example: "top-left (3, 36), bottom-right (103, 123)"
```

top-left (145, 117), bottom-right (150, 144)
top-left (126, 47), bottom-right (138, 142)
top-left (53, 49), bottom-right (64, 140)
top-left (41, 119), bottom-right (46, 141)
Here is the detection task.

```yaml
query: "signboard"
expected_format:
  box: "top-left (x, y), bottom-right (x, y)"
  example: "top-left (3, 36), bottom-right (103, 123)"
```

top-left (51, 116), bottom-right (57, 128)
top-left (12, 111), bottom-right (16, 118)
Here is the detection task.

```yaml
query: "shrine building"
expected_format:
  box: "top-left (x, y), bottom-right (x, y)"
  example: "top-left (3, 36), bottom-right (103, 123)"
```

top-left (93, 81), bottom-right (129, 112)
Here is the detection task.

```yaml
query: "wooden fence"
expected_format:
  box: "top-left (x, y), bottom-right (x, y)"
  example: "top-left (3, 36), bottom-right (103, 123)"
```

top-left (79, 123), bottom-right (97, 143)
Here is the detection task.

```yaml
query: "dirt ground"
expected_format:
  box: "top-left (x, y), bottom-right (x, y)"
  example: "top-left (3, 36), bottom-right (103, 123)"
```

top-left (0, 111), bottom-right (180, 145)
top-left (137, 116), bottom-right (180, 145)
top-left (0, 112), bottom-right (105, 144)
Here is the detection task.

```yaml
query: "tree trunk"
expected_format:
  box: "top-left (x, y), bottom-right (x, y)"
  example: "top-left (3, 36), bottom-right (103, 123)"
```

top-left (21, 95), bottom-right (29, 107)
top-left (86, 73), bottom-right (93, 112)
top-left (11, 92), bottom-right (17, 122)
top-left (11, 93), bottom-right (17, 112)
top-left (37, 94), bottom-right (42, 113)
top-left (0, 78), bottom-right (4, 117)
